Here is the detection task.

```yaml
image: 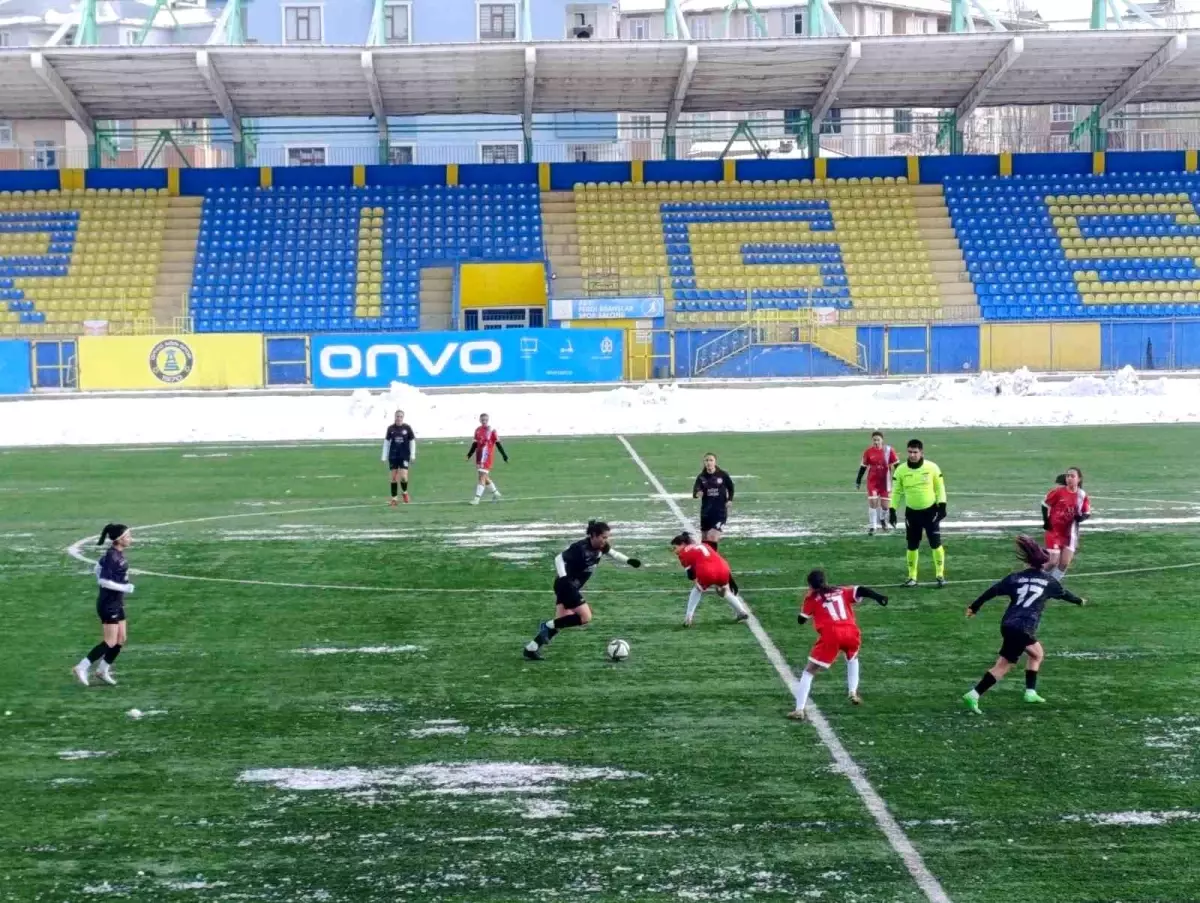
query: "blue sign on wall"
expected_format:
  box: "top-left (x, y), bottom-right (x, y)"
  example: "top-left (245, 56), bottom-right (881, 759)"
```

top-left (310, 328), bottom-right (624, 389)
top-left (550, 297), bottom-right (664, 320)
top-left (0, 340), bottom-right (32, 395)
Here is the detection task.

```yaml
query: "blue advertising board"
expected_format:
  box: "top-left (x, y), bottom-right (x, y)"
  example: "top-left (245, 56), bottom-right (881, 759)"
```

top-left (310, 328), bottom-right (624, 389)
top-left (549, 297), bottom-right (664, 320)
top-left (0, 340), bottom-right (32, 395)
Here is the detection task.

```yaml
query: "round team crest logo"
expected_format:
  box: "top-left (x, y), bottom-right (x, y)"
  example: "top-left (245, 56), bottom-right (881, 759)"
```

top-left (149, 339), bottom-right (194, 384)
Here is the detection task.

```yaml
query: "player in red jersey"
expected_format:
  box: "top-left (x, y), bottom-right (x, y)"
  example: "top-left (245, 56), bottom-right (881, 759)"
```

top-left (465, 413), bottom-right (508, 505)
top-left (1041, 468), bottom-right (1090, 579)
top-left (856, 430), bottom-right (899, 535)
top-left (671, 532), bottom-right (749, 626)
top-left (788, 569), bottom-right (888, 721)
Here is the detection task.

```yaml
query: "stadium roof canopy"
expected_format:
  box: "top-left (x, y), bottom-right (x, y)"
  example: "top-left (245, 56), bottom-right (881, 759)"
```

top-left (1, 30), bottom-right (1198, 133)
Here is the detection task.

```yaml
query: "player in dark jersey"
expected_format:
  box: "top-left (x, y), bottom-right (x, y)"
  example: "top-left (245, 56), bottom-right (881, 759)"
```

top-left (73, 523), bottom-right (135, 687)
top-left (523, 520), bottom-right (641, 661)
top-left (693, 453), bottom-right (734, 549)
top-left (962, 535), bottom-right (1087, 714)
top-left (381, 409), bottom-right (416, 506)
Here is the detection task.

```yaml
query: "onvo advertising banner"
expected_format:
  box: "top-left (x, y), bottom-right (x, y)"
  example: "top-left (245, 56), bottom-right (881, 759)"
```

top-left (310, 328), bottom-right (624, 389)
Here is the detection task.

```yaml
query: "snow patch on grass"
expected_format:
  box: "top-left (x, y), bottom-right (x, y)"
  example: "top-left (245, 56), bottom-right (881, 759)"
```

top-left (1064, 810), bottom-right (1200, 827)
top-left (58, 750), bottom-right (113, 760)
top-left (293, 645), bottom-right (425, 655)
top-left (409, 720), bottom-right (469, 738)
top-left (126, 708), bottom-right (167, 720)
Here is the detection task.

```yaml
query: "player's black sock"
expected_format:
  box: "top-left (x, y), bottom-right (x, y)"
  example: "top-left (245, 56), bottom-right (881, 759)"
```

top-left (974, 672), bottom-right (998, 696)
top-left (400, 480), bottom-right (408, 492)
top-left (728, 575), bottom-right (739, 595)
top-left (103, 644), bottom-right (122, 665)
top-left (553, 613), bottom-right (583, 631)
top-left (87, 642), bottom-right (109, 663)
top-left (390, 481), bottom-right (398, 497)
top-left (1025, 669), bottom-right (1038, 691)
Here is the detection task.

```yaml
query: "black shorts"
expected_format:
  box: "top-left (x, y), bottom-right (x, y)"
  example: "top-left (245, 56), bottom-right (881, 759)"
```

top-left (97, 599), bottom-right (125, 625)
top-left (905, 506), bottom-right (942, 550)
top-left (388, 456), bottom-right (410, 470)
top-left (998, 626), bottom-right (1036, 663)
top-left (553, 577), bottom-right (586, 610)
top-left (700, 510), bottom-right (727, 533)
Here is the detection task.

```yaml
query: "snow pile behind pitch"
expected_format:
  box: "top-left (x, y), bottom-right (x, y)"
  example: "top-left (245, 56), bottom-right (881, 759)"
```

top-left (2, 366), bottom-right (1198, 447)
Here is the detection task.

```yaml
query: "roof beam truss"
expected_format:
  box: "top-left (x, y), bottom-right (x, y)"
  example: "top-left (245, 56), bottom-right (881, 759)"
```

top-left (1098, 32), bottom-right (1186, 123)
top-left (30, 52), bottom-right (95, 140)
top-left (665, 44), bottom-right (698, 137)
top-left (811, 41), bottom-right (859, 134)
top-left (196, 50), bottom-right (242, 143)
top-left (955, 36), bottom-right (1022, 121)
top-left (523, 46), bottom-right (536, 150)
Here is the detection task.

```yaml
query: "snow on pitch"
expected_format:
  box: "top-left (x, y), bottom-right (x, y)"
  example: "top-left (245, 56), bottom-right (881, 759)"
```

top-left (3, 366), bottom-right (1197, 447)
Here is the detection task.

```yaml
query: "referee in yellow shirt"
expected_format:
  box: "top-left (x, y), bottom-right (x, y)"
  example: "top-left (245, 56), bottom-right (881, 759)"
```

top-left (888, 439), bottom-right (947, 587)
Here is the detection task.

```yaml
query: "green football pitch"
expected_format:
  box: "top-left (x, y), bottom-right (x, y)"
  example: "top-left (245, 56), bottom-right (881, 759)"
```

top-left (2, 425), bottom-right (1198, 903)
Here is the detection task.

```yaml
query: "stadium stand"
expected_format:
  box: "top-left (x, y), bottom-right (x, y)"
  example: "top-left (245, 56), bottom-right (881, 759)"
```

top-left (945, 173), bottom-right (1200, 320)
top-left (0, 189), bottom-right (173, 337)
top-left (189, 184), bottom-right (542, 334)
top-left (570, 178), bottom-right (979, 324)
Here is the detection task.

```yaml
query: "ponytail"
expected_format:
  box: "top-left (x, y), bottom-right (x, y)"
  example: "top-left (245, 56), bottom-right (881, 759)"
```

top-left (97, 523), bottom-right (129, 546)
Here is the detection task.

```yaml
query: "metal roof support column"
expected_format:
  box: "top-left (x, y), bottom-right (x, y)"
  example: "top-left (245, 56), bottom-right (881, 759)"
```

top-left (810, 40), bottom-right (859, 154)
top-left (31, 52), bottom-right (96, 166)
top-left (368, 0), bottom-right (386, 44)
top-left (665, 0), bottom-right (691, 38)
top-left (663, 44), bottom-right (698, 161)
top-left (73, 0), bottom-right (99, 46)
top-left (804, 0), bottom-right (846, 36)
top-left (949, 0), bottom-right (969, 32)
top-left (197, 51), bottom-right (245, 167)
top-left (523, 47), bottom-right (536, 164)
top-left (362, 51), bottom-right (389, 165)
top-left (520, 0), bottom-right (533, 41)
top-left (950, 35), bottom-right (1022, 152)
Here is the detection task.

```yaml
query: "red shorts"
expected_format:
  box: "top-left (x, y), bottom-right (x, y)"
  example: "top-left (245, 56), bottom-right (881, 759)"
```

top-left (694, 561), bottom-right (732, 589)
top-left (1044, 527), bottom-right (1078, 553)
top-left (865, 475), bottom-right (891, 498)
top-left (809, 625), bottom-right (861, 668)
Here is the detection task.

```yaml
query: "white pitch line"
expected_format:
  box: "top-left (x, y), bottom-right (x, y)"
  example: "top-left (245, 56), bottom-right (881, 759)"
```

top-left (615, 434), bottom-right (954, 903)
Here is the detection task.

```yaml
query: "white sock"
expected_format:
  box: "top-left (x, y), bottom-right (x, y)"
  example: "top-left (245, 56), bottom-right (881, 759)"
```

top-left (722, 588), bottom-right (748, 617)
top-left (76, 657), bottom-right (91, 671)
top-left (685, 586), bottom-right (703, 620)
top-left (794, 670), bottom-right (815, 711)
top-left (474, 484), bottom-right (485, 499)
top-left (96, 660), bottom-right (110, 673)
top-left (868, 506), bottom-right (877, 528)
top-left (1050, 567), bottom-right (1065, 580)
top-left (489, 481), bottom-right (501, 496)
top-left (846, 656), bottom-right (860, 695)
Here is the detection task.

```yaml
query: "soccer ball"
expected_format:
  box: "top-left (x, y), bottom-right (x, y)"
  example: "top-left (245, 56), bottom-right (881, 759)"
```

top-left (605, 638), bottom-right (630, 662)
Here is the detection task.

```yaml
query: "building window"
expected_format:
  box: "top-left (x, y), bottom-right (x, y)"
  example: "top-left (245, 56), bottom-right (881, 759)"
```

top-left (874, 10), bottom-right (887, 33)
top-left (687, 15), bottom-right (710, 39)
top-left (820, 108), bottom-right (842, 135)
top-left (1051, 104), bottom-right (1075, 123)
top-left (478, 3), bottom-right (516, 40)
top-left (786, 9), bottom-right (805, 35)
top-left (744, 15), bottom-right (766, 38)
top-left (113, 119), bottom-right (134, 151)
top-left (384, 3), bottom-right (410, 43)
top-left (627, 16), bottom-right (649, 39)
top-left (34, 141), bottom-right (57, 170)
top-left (0, 120), bottom-right (12, 145)
top-left (122, 28), bottom-right (140, 45)
top-left (629, 115), bottom-right (652, 140)
top-left (388, 144), bottom-right (414, 165)
top-left (288, 146), bottom-right (327, 166)
top-left (0, 31), bottom-right (11, 47)
top-left (893, 109), bottom-right (913, 135)
top-left (284, 5), bottom-right (322, 44)
top-left (691, 112), bottom-right (714, 141)
top-left (480, 143), bottom-right (520, 164)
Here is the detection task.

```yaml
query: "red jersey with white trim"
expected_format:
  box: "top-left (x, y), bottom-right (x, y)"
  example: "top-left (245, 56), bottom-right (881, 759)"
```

top-left (861, 445), bottom-right (899, 492)
top-left (675, 542), bottom-right (729, 578)
top-left (474, 425), bottom-right (499, 468)
top-left (1044, 486), bottom-right (1090, 532)
top-left (801, 586), bottom-right (860, 633)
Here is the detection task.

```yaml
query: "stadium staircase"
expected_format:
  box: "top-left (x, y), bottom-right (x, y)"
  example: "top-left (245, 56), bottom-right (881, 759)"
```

top-left (541, 191), bottom-right (584, 299)
top-left (419, 267), bottom-right (453, 331)
top-left (153, 197), bottom-right (202, 328)
top-left (913, 185), bottom-right (980, 318)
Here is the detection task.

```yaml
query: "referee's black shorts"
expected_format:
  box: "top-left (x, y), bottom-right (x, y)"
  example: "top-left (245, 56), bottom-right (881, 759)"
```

top-left (905, 505), bottom-right (943, 550)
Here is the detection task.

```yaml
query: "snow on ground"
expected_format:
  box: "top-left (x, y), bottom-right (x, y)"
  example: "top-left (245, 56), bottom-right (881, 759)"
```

top-left (3, 367), bottom-right (1197, 447)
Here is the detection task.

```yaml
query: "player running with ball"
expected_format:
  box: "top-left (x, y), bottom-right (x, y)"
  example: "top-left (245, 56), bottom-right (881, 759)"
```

top-left (523, 520), bottom-right (641, 661)
top-left (962, 535), bottom-right (1087, 715)
top-left (671, 532), bottom-right (749, 626)
top-left (789, 570), bottom-right (889, 721)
